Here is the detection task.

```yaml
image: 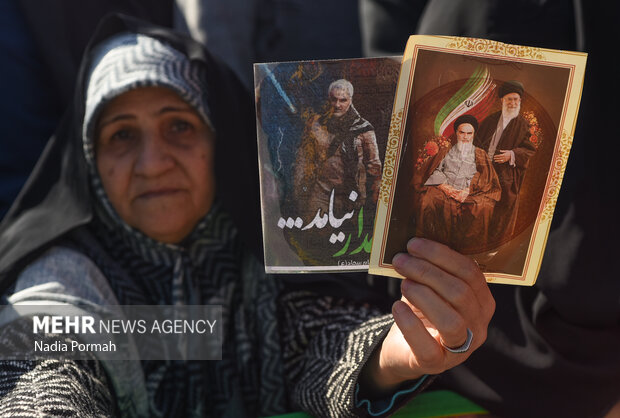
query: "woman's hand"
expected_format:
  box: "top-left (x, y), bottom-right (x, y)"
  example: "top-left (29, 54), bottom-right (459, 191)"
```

top-left (361, 238), bottom-right (495, 395)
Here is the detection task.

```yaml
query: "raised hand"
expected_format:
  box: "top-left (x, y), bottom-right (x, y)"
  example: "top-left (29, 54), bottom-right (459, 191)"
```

top-left (361, 238), bottom-right (495, 394)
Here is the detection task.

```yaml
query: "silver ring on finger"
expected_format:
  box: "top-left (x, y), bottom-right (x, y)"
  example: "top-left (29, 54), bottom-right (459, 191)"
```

top-left (441, 328), bottom-right (473, 354)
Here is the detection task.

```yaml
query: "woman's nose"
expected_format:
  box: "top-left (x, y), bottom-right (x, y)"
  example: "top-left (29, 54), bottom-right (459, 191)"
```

top-left (134, 133), bottom-right (175, 177)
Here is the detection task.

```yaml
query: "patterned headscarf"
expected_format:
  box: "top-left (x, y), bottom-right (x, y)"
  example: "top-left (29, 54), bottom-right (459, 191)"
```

top-left (82, 32), bottom-right (216, 243)
top-left (81, 32), bottom-right (223, 305)
top-left (79, 32), bottom-right (263, 416)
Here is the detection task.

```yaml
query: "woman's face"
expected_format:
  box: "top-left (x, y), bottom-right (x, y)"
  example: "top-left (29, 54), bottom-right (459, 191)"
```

top-left (96, 86), bottom-right (215, 244)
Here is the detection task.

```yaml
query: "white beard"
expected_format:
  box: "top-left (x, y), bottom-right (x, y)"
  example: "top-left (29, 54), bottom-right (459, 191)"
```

top-left (502, 102), bottom-right (521, 126)
top-left (456, 141), bottom-right (473, 157)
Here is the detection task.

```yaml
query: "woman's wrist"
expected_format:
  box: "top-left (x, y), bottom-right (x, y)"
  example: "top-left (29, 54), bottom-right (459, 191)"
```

top-left (358, 338), bottom-right (424, 399)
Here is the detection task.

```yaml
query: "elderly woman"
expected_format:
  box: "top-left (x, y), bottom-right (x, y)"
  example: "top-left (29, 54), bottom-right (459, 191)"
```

top-left (0, 15), bottom-right (494, 417)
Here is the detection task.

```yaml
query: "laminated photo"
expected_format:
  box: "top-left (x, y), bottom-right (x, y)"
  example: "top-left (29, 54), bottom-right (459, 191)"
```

top-left (255, 57), bottom-right (400, 272)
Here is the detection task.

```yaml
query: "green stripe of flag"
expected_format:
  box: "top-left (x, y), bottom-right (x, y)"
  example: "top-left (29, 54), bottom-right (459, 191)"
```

top-left (433, 65), bottom-right (487, 135)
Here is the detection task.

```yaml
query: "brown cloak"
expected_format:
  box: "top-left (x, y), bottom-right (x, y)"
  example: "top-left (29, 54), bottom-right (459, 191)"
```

top-left (414, 146), bottom-right (501, 254)
top-left (474, 111), bottom-right (536, 245)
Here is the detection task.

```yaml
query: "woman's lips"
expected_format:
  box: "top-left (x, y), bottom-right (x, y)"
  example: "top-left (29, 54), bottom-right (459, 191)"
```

top-left (136, 188), bottom-right (183, 199)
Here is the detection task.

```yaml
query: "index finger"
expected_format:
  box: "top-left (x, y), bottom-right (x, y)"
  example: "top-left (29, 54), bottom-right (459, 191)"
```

top-left (405, 238), bottom-right (489, 293)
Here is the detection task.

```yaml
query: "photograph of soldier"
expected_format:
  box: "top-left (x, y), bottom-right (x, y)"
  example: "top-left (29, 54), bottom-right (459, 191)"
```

top-left (293, 79), bottom-right (382, 224)
top-left (255, 58), bottom-right (400, 269)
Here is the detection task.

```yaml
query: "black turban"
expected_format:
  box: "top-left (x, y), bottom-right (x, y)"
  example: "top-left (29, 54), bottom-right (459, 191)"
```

top-left (453, 114), bottom-right (479, 132)
top-left (498, 80), bottom-right (524, 98)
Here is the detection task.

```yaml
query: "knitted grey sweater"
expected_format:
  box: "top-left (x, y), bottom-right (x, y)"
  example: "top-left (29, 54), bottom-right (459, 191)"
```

top-left (0, 246), bottom-right (425, 417)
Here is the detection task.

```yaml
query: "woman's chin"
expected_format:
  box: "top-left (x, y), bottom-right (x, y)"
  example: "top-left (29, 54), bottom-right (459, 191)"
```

top-left (131, 214), bottom-right (199, 244)
top-left (124, 196), bottom-right (209, 243)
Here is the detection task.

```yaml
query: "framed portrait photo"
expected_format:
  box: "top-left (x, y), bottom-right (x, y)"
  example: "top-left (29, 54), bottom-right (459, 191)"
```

top-left (369, 35), bottom-right (587, 285)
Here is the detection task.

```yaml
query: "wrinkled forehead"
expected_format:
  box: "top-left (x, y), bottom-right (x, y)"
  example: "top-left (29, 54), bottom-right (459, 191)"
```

top-left (456, 123), bottom-right (475, 132)
top-left (502, 92), bottom-right (521, 101)
top-left (96, 86), bottom-right (196, 125)
top-left (329, 88), bottom-right (351, 99)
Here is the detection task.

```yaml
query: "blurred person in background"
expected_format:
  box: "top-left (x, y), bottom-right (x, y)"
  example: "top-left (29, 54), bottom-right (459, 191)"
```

top-left (360, 0), bottom-right (620, 416)
top-left (0, 0), bottom-right (173, 219)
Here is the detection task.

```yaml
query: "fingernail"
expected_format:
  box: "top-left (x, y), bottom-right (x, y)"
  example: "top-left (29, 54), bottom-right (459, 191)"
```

top-left (407, 237), bottom-right (423, 253)
top-left (401, 278), bottom-right (413, 293)
top-left (392, 301), bottom-right (408, 317)
top-left (392, 253), bottom-right (406, 268)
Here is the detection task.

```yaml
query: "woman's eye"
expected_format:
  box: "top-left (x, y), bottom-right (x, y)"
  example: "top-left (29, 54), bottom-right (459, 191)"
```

top-left (111, 129), bottom-right (134, 141)
top-left (171, 120), bottom-right (192, 133)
